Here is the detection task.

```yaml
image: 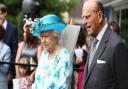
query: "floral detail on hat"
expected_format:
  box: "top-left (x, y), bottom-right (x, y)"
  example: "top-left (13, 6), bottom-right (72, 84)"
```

top-left (31, 14), bottom-right (67, 37)
top-left (31, 18), bottom-right (40, 33)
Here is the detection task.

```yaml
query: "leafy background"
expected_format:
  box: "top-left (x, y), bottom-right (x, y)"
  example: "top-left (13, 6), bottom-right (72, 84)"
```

top-left (0, 0), bottom-right (79, 41)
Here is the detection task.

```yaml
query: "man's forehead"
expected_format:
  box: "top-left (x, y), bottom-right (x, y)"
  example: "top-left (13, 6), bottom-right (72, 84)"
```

top-left (83, 0), bottom-right (97, 10)
top-left (82, 10), bottom-right (90, 15)
top-left (82, 8), bottom-right (95, 17)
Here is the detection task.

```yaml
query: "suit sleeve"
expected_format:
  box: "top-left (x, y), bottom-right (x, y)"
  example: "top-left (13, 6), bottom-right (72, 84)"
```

top-left (11, 27), bottom-right (18, 62)
top-left (113, 42), bottom-right (128, 89)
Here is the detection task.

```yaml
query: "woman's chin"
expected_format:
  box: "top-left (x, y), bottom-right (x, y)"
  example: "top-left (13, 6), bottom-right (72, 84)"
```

top-left (43, 47), bottom-right (48, 50)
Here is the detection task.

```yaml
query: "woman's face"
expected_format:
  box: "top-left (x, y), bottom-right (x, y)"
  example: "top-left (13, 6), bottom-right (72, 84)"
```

top-left (23, 26), bottom-right (32, 42)
top-left (40, 31), bottom-right (57, 51)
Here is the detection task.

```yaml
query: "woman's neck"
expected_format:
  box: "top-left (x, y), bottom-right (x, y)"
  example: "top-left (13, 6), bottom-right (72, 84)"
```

top-left (48, 45), bottom-right (61, 59)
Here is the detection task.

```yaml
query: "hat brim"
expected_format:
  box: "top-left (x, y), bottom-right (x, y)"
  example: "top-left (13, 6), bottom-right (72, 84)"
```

top-left (32, 22), bottom-right (66, 37)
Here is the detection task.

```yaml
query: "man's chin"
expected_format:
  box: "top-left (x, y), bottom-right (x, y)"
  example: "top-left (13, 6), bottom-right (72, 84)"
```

top-left (0, 20), bottom-right (5, 25)
top-left (88, 32), bottom-right (95, 37)
top-left (87, 31), bottom-right (92, 36)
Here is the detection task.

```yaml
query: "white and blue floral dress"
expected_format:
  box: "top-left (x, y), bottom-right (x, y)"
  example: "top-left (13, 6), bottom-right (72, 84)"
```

top-left (32, 48), bottom-right (72, 89)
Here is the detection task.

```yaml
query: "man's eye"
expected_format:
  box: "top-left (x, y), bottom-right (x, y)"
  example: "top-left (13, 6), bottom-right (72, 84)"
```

top-left (86, 16), bottom-right (90, 19)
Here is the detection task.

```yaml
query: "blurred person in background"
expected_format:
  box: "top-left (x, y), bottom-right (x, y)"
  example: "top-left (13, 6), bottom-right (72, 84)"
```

top-left (108, 21), bottom-right (127, 43)
top-left (31, 14), bottom-right (72, 89)
top-left (73, 25), bottom-right (88, 89)
top-left (75, 25), bottom-right (88, 89)
top-left (15, 20), bottom-right (39, 82)
top-left (18, 57), bottom-right (30, 77)
top-left (0, 25), bottom-right (11, 89)
top-left (108, 21), bottom-right (120, 35)
top-left (13, 57), bottom-right (31, 89)
top-left (0, 3), bottom-right (18, 89)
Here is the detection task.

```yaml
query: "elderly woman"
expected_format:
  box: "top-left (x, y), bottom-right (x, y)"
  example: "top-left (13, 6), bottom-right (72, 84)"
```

top-left (0, 25), bottom-right (11, 89)
top-left (31, 14), bottom-right (72, 89)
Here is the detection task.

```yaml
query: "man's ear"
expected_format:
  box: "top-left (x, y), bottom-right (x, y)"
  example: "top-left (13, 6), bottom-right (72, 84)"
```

top-left (5, 12), bottom-right (7, 17)
top-left (98, 11), bottom-right (103, 23)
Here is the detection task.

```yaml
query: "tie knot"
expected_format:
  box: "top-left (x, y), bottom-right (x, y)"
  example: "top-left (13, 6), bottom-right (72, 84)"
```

top-left (92, 38), bottom-right (98, 46)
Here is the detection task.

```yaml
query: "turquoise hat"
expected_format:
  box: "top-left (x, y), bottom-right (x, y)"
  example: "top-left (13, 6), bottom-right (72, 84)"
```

top-left (31, 14), bottom-right (66, 37)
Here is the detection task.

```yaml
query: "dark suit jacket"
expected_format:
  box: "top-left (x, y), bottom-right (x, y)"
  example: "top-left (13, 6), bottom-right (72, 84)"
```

top-left (82, 27), bottom-right (128, 89)
top-left (3, 22), bottom-right (18, 73)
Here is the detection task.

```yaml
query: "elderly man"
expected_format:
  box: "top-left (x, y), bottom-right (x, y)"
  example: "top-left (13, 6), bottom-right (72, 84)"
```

top-left (82, 0), bottom-right (128, 89)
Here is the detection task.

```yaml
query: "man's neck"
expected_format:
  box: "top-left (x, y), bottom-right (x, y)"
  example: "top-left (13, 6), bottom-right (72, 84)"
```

top-left (94, 20), bottom-right (106, 38)
top-left (2, 20), bottom-right (7, 29)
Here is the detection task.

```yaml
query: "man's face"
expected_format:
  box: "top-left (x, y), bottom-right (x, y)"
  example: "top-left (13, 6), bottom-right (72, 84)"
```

top-left (0, 10), bottom-right (6, 25)
top-left (82, 2), bottom-right (102, 37)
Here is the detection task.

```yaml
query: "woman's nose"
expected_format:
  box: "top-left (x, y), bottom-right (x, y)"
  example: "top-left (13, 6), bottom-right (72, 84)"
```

top-left (41, 39), bottom-right (46, 45)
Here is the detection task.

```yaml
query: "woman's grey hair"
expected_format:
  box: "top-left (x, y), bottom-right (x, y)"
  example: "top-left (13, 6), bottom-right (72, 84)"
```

top-left (53, 30), bottom-right (61, 38)
top-left (40, 30), bottom-right (62, 44)
top-left (52, 30), bottom-right (62, 43)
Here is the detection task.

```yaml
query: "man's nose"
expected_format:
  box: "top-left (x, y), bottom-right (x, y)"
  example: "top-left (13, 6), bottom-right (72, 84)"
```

top-left (83, 17), bottom-right (87, 25)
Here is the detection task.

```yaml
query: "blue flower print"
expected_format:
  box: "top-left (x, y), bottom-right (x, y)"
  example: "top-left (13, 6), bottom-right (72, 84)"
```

top-left (64, 62), bottom-right (69, 70)
top-left (54, 71), bottom-right (60, 80)
top-left (49, 82), bottom-right (55, 89)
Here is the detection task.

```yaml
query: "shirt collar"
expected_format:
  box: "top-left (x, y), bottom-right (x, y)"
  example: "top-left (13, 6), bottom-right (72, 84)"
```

top-left (2, 20), bottom-right (7, 30)
top-left (96, 22), bottom-right (108, 42)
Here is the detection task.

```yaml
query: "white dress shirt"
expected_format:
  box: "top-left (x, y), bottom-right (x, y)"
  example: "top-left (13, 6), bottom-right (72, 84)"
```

top-left (2, 20), bottom-right (7, 30)
top-left (95, 22), bottom-right (108, 50)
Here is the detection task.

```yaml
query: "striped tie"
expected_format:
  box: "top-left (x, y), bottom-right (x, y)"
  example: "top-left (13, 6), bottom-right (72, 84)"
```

top-left (88, 38), bottom-right (98, 69)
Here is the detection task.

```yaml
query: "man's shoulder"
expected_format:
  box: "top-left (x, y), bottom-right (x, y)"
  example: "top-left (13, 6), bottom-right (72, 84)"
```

top-left (7, 22), bottom-right (17, 29)
top-left (106, 29), bottom-right (127, 51)
top-left (110, 30), bottom-right (123, 43)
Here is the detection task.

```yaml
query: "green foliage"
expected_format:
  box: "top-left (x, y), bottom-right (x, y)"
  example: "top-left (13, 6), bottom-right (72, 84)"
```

top-left (68, 0), bottom-right (80, 11)
top-left (38, 0), bottom-right (69, 17)
top-left (120, 9), bottom-right (128, 46)
top-left (1, 0), bottom-right (79, 41)
top-left (1, 0), bottom-right (22, 25)
top-left (0, 0), bottom-right (79, 24)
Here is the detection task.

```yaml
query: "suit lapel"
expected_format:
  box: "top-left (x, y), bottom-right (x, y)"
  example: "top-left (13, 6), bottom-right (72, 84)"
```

top-left (83, 38), bottom-right (93, 79)
top-left (84, 28), bottom-right (111, 86)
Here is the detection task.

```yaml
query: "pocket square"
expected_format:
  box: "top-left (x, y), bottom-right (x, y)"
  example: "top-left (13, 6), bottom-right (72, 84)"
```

top-left (97, 60), bottom-right (106, 64)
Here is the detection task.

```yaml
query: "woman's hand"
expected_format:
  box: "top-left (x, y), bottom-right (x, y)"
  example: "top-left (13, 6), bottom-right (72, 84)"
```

top-left (27, 70), bottom-right (36, 83)
top-left (76, 57), bottom-right (83, 64)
